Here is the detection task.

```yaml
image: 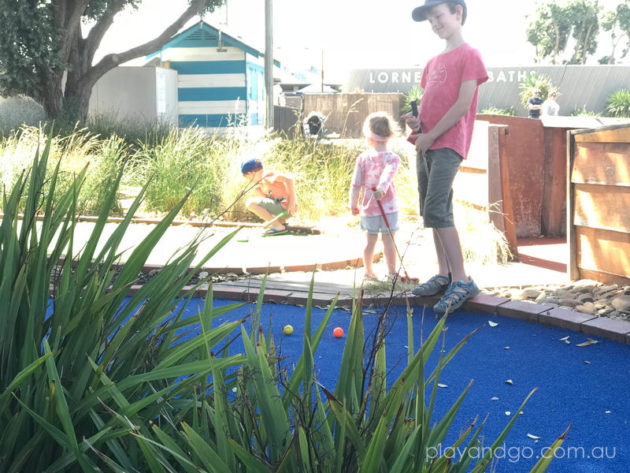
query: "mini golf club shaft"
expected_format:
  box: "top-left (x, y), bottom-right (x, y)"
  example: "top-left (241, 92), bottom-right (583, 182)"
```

top-left (373, 193), bottom-right (416, 282)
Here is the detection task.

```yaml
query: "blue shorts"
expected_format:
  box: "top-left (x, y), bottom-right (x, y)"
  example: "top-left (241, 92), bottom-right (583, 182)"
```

top-left (360, 212), bottom-right (399, 235)
top-left (417, 148), bottom-right (462, 228)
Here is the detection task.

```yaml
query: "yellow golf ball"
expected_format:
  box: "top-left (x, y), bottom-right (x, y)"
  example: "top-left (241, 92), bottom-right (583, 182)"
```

top-left (283, 324), bottom-right (294, 335)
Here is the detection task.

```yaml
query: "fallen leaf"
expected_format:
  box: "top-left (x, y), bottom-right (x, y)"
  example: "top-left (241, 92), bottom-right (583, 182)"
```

top-left (577, 338), bottom-right (599, 347)
top-left (438, 383), bottom-right (448, 388)
top-left (488, 321), bottom-right (499, 327)
top-left (560, 336), bottom-right (570, 341)
top-left (527, 433), bottom-right (541, 440)
top-left (505, 379), bottom-right (514, 385)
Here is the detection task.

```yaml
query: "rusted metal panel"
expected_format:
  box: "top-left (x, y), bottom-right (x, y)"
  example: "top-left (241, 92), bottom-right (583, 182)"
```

top-left (453, 124), bottom-right (518, 260)
top-left (489, 125), bottom-right (518, 258)
top-left (477, 115), bottom-right (545, 238)
top-left (542, 128), bottom-right (568, 236)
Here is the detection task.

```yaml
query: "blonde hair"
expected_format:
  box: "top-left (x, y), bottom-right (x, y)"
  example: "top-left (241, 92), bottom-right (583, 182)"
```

top-left (363, 112), bottom-right (398, 141)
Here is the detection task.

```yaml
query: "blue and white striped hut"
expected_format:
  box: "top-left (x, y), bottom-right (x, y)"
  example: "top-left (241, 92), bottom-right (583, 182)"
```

top-left (147, 21), bottom-right (275, 129)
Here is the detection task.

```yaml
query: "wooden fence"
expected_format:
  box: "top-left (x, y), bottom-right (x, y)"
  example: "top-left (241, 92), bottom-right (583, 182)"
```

top-left (302, 93), bottom-right (405, 138)
top-left (568, 124), bottom-right (630, 284)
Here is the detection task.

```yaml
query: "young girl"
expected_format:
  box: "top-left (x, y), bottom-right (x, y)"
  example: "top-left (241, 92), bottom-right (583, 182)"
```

top-left (349, 112), bottom-right (401, 281)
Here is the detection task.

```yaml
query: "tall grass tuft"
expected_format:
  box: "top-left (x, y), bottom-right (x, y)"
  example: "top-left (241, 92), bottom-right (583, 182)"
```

top-left (134, 127), bottom-right (245, 218)
top-left (0, 125), bottom-right (127, 215)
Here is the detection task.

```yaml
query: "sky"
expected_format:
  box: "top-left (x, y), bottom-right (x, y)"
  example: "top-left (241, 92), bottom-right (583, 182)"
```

top-left (95, 0), bottom-right (627, 83)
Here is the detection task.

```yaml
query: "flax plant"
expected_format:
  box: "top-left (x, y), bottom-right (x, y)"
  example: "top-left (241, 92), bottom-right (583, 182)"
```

top-left (0, 135), bottom-right (245, 471)
top-left (134, 281), bottom-right (568, 472)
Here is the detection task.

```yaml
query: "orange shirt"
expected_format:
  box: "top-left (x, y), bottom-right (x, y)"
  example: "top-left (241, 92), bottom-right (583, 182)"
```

top-left (258, 171), bottom-right (289, 209)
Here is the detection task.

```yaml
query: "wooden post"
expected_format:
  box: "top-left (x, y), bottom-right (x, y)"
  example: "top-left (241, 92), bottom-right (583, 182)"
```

top-left (567, 130), bottom-right (579, 281)
top-left (487, 125), bottom-right (518, 260)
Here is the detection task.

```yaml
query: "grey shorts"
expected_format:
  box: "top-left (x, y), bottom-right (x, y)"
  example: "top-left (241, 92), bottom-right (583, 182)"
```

top-left (417, 148), bottom-right (462, 228)
top-left (252, 197), bottom-right (286, 217)
top-left (360, 212), bottom-right (399, 235)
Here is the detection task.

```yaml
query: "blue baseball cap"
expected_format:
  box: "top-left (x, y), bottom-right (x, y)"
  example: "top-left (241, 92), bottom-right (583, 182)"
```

top-left (241, 158), bottom-right (263, 174)
top-left (412, 0), bottom-right (467, 24)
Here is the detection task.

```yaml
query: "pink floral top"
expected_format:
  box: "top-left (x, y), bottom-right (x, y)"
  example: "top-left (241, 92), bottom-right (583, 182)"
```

top-left (349, 149), bottom-right (401, 217)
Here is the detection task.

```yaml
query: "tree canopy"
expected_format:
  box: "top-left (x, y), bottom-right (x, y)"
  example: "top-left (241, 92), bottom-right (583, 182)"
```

top-left (526, 0), bottom-right (602, 65)
top-left (600, 1), bottom-right (630, 63)
top-left (0, 0), bottom-right (224, 120)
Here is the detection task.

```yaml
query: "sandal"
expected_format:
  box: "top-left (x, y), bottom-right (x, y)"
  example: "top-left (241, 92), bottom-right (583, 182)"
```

top-left (433, 278), bottom-right (480, 315)
top-left (263, 227), bottom-right (287, 237)
top-left (412, 274), bottom-right (450, 297)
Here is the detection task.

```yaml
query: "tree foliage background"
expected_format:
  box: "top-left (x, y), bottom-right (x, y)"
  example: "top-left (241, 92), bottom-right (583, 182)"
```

top-left (526, 0), bottom-right (630, 65)
top-left (0, 0), bottom-right (223, 120)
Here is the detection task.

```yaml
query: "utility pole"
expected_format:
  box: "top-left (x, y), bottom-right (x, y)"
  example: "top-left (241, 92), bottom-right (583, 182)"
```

top-left (264, 0), bottom-right (274, 129)
top-left (321, 49), bottom-right (324, 93)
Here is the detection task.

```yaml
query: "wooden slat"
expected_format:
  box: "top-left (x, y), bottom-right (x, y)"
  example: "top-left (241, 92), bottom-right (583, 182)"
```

top-left (576, 269), bottom-right (630, 286)
top-left (576, 226), bottom-right (630, 278)
top-left (574, 184), bottom-right (630, 232)
top-left (572, 142), bottom-right (630, 186)
top-left (574, 127), bottom-right (630, 143)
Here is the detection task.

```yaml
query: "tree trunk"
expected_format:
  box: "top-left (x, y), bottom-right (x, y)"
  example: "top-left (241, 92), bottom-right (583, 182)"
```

top-left (53, 0), bottom-right (208, 121)
top-left (39, 67), bottom-right (66, 119)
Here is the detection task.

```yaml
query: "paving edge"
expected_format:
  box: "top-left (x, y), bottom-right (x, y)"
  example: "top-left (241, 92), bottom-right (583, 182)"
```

top-left (122, 284), bottom-right (630, 346)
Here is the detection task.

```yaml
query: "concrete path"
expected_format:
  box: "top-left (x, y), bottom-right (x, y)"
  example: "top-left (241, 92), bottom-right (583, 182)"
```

top-left (67, 219), bottom-right (569, 294)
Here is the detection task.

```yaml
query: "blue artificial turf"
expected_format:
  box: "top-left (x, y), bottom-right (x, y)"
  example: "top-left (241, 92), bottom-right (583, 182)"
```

top-left (175, 298), bottom-right (630, 473)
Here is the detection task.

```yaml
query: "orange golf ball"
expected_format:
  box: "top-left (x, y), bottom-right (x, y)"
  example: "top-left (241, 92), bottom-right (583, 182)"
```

top-left (333, 327), bottom-right (344, 338)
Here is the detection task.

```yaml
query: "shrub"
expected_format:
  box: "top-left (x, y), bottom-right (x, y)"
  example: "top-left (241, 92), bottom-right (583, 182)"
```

top-left (570, 106), bottom-right (601, 117)
top-left (0, 95), bottom-right (46, 137)
top-left (86, 114), bottom-right (175, 149)
top-left (519, 73), bottom-right (557, 109)
top-left (605, 89), bottom-right (630, 117)
top-left (402, 85), bottom-right (424, 114)
top-left (481, 106), bottom-right (518, 116)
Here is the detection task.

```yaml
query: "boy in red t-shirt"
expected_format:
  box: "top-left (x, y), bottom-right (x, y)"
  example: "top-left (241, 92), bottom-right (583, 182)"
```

top-left (403, 0), bottom-right (488, 314)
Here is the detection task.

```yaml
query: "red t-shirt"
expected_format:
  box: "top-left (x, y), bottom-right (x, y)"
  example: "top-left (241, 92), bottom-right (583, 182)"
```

top-left (409, 43), bottom-right (488, 159)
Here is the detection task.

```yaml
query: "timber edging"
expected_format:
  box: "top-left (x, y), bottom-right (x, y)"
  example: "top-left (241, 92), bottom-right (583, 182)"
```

top-left (124, 282), bottom-right (630, 346)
